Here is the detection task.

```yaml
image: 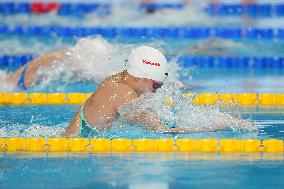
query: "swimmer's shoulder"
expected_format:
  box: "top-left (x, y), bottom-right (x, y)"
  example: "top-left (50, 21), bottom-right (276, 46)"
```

top-left (101, 81), bottom-right (138, 107)
top-left (113, 83), bottom-right (138, 110)
top-left (96, 80), bottom-right (138, 99)
top-left (109, 81), bottom-right (138, 98)
top-left (85, 81), bottom-right (137, 112)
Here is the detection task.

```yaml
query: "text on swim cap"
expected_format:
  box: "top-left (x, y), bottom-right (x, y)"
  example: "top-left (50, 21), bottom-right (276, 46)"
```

top-left (143, 60), bottom-right (160, 67)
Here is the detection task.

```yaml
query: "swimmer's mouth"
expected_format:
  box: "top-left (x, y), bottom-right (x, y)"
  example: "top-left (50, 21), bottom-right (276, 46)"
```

top-left (151, 80), bottom-right (163, 90)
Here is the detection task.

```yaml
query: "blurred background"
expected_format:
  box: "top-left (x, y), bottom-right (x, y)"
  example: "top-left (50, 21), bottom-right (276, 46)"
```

top-left (0, 0), bottom-right (284, 93)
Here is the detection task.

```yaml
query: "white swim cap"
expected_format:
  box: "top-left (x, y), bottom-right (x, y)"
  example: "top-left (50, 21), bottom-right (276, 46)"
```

top-left (127, 46), bottom-right (168, 82)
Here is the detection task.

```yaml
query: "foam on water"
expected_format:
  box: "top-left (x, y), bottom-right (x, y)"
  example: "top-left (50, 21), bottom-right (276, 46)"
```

top-left (0, 71), bottom-right (17, 92)
top-left (0, 125), bottom-right (65, 138)
top-left (119, 82), bottom-right (256, 133)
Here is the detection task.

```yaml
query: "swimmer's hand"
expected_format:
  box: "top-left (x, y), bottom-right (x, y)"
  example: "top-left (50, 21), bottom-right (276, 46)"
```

top-left (124, 111), bottom-right (177, 133)
top-left (161, 119), bottom-right (257, 134)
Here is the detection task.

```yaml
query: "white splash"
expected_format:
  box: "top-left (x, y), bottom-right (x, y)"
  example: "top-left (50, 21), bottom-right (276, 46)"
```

top-left (0, 124), bottom-right (65, 138)
top-left (0, 71), bottom-right (17, 92)
top-left (0, 36), bottom-right (185, 92)
top-left (119, 82), bottom-right (256, 132)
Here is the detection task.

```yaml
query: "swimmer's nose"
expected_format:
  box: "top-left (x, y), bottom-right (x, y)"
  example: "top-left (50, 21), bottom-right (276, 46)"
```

top-left (151, 80), bottom-right (163, 90)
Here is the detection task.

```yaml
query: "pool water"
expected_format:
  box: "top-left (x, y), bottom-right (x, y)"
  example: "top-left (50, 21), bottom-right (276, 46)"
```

top-left (1, 0), bottom-right (284, 188)
top-left (0, 106), bottom-right (283, 140)
top-left (187, 68), bottom-right (284, 93)
top-left (0, 153), bottom-right (284, 189)
top-left (1, 35), bottom-right (284, 57)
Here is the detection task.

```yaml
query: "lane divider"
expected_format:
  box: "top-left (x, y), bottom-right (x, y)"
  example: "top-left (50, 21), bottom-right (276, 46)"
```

top-left (0, 25), bottom-right (283, 39)
top-left (207, 3), bottom-right (284, 17)
top-left (0, 93), bottom-right (284, 106)
top-left (0, 2), bottom-right (111, 16)
top-left (177, 56), bottom-right (284, 68)
top-left (0, 54), bottom-right (34, 68)
top-left (1, 2), bottom-right (284, 18)
top-left (1, 55), bottom-right (284, 69)
top-left (0, 2), bottom-right (183, 16)
top-left (0, 138), bottom-right (282, 153)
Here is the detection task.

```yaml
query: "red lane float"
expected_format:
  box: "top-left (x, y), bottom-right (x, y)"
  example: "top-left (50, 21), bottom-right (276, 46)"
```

top-left (30, 2), bottom-right (60, 14)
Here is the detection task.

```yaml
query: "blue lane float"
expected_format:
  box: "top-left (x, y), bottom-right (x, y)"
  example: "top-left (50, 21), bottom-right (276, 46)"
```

top-left (0, 2), bottom-right (110, 16)
top-left (176, 56), bottom-right (284, 68)
top-left (0, 55), bottom-right (34, 68)
top-left (206, 4), bottom-right (284, 17)
top-left (1, 25), bottom-right (284, 39)
top-left (1, 55), bottom-right (283, 69)
top-left (0, 2), bottom-right (183, 16)
top-left (1, 2), bottom-right (284, 17)
top-left (139, 3), bottom-right (184, 11)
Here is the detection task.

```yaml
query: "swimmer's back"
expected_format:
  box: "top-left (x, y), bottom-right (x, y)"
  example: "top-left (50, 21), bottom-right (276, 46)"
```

top-left (83, 79), bottom-right (138, 129)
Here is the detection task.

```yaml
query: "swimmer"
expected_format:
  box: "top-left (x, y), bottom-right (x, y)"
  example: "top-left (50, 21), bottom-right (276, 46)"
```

top-left (5, 37), bottom-right (114, 90)
top-left (64, 46), bottom-right (188, 136)
top-left (6, 51), bottom-right (65, 90)
top-left (4, 36), bottom-right (189, 91)
top-left (64, 46), bottom-right (256, 137)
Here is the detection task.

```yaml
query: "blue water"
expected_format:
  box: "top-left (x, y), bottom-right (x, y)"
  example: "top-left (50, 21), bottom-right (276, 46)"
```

top-left (187, 68), bottom-right (284, 93)
top-left (0, 153), bottom-right (284, 189)
top-left (1, 1), bottom-right (284, 188)
top-left (1, 35), bottom-right (284, 56)
top-left (0, 105), bottom-right (283, 140)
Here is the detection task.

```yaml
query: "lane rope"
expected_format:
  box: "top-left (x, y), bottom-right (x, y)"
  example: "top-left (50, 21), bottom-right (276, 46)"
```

top-left (1, 2), bottom-right (284, 18)
top-left (206, 3), bottom-right (284, 17)
top-left (0, 25), bottom-right (283, 39)
top-left (1, 55), bottom-right (284, 69)
top-left (0, 93), bottom-right (284, 106)
top-left (0, 138), bottom-right (283, 153)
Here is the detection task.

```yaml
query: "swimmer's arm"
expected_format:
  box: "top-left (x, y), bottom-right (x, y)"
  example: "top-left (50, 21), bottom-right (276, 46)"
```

top-left (162, 127), bottom-right (227, 134)
top-left (115, 90), bottom-right (203, 133)
top-left (123, 111), bottom-right (169, 133)
top-left (123, 113), bottom-right (223, 133)
top-left (165, 120), bottom-right (256, 134)
top-left (6, 51), bottom-right (65, 87)
top-left (63, 110), bottom-right (81, 137)
top-left (113, 87), bottom-right (169, 133)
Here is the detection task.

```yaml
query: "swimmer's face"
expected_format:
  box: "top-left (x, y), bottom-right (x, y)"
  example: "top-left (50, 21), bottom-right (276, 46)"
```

top-left (136, 78), bottom-right (163, 93)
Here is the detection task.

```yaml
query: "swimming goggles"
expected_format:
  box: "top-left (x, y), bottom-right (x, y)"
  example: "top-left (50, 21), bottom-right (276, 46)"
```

top-left (151, 73), bottom-right (168, 90)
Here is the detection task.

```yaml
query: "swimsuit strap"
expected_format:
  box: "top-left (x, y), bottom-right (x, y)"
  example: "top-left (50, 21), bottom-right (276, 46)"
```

top-left (17, 64), bottom-right (28, 90)
top-left (80, 106), bottom-right (98, 138)
top-left (80, 106), bottom-right (93, 129)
